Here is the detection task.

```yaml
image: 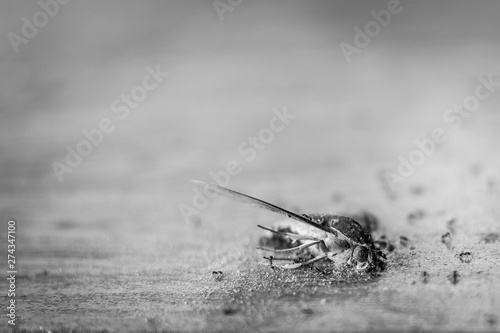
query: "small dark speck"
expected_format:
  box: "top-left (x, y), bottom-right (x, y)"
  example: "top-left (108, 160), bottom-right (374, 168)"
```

top-left (458, 251), bottom-right (473, 263)
top-left (222, 306), bottom-right (239, 315)
top-left (441, 232), bottom-right (452, 249)
top-left (421, 271), bottom-right (429, 284)
top-left (407, 209), bottom-right (425, 225)
top-left (399, 236), bottom-right (409, 247)
top-left (482, 233), bottom-right (499, 243)
top-left (448, 271), bottom-right (460, 285)
top-left (212, 271), bottom-right (224, 281)
top-left (387, 244), bottom-right (395, 252)
top-left (484, 313), bottom-right (498, 326)
top-left (422, 271), bottom-right (430, 283)
top-left (301, 308), bottom-right (314, 315)
top-left (409, 246), bottom-right (415, 250)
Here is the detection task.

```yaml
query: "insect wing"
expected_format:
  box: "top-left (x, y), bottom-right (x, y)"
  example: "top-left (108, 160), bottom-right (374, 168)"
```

top-left (192, 180), bottom-right (331, 233)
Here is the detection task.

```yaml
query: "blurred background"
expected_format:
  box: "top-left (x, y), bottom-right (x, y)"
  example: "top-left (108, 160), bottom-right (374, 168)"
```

top-left (1, 0), bottom-right (500, 330)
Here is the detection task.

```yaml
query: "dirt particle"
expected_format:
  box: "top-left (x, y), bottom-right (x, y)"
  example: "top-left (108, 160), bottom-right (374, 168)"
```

top-left (458, 251), bottom-right (473, 263)
top-left (407, 209), bottom-right (425, 225)
top-left (482, 233), bottom-right (499, 243)
top-left (301, 307), bottom-right (314, 315)
top-left (399, 236), bottom-right (409, 247)
top-left (421, 271), bottom-right (429, 284)
top-left (375, 236), bottom-right (396, 253)
top-left (441, 232), bottom-right (452, 249)
top-left (448, 271), bottom-right (460, 285)
top-left (222, 306), bottom-right (239, 315)
top-left (484, 313), bottom-right (498, 326)
top-left (212, 271), bottom-right (224, 281)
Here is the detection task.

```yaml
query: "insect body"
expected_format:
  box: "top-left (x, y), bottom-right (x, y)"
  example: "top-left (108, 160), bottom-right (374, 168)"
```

top-left (193, 181), bottom-right (385, 272)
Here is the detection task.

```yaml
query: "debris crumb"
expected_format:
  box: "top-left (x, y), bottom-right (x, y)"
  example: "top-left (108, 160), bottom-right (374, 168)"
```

top-left (222, 306), bottom-right (239, 315)
top-left (407, 209), bottom-right (425, 225)
top-left (482, 233), bottom-right (499, 243)
top-left (212, 271), bottom-right (224, 281)
top-left (484, 313), bottom-right (498, 326)
top-left (301, 307), bottom-right (314, 315)
top-left (421, 271), bottom-right (429, 284)
top-left (448, 271), bottom-right (460, 285)
top-left (458, 252), bottom-right (473, 263)
top-left (441, 232), bottom-right (452, 249)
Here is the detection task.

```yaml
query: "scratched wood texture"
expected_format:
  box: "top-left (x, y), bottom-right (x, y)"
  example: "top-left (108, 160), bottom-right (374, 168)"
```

top-left (1, 1), bottom-right (500, 332)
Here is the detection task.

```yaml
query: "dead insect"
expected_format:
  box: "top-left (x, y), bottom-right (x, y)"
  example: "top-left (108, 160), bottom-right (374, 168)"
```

top-left (193, 181), bottom-right (385, 272)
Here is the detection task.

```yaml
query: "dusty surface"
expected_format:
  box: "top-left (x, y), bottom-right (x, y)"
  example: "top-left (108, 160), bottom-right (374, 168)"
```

top-left (1, 1), bottom-right (500, 332)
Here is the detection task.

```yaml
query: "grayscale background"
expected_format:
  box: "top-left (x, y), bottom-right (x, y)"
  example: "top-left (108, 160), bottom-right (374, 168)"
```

top-left (1, 1), bottom-right (499, 332)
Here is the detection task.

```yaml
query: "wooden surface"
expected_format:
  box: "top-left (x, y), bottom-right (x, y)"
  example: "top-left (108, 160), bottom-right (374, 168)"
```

top-left (1, 1), bottom-right (500, 332)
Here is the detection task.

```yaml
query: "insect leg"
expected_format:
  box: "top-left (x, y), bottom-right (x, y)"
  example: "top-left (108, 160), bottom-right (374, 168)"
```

top-left (281, 254), bottom-right (328, 269)
top-left (257, 240), bottom-right (322, 253)
top-left (257, 225), bottom-right (320, 242)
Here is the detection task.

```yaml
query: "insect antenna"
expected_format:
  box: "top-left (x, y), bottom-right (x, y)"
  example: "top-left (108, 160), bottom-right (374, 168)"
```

top-left (257, 240), bottom-right (322, 253)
